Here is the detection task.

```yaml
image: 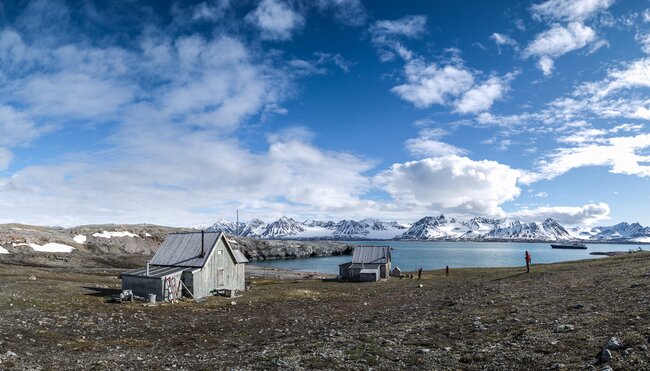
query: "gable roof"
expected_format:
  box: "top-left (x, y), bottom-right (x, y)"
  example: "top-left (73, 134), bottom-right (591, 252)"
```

top-left (150, 232), bottom-right (247, 268)
top-left (351, 246), bottom-right (390, 264)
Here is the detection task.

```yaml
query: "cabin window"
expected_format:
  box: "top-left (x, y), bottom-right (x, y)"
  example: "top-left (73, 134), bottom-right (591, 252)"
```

top-left (218, 269), bottom-right (224, 286)
top-left (217, 250), bottom-right (222, 255)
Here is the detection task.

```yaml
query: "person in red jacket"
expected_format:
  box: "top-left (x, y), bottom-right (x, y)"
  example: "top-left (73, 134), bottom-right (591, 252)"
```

top-left (525, 250), bottom-right (531, 273)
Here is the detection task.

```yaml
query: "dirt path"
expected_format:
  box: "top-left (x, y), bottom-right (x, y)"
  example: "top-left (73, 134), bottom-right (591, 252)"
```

top-left (0, 254), bottom-right (649, 370)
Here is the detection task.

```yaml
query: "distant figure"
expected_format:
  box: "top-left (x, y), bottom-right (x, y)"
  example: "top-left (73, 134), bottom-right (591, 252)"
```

top-left (525, 250), bottom-right (531, 273)
top-left (445, 265), bottom-right (450, 276)
top-left (417, 268), bottom-right (423, 280)
top-left (409, 273), bottom-right (414, 279)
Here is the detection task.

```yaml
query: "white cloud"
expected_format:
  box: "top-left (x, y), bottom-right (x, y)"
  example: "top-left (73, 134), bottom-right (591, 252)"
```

top-left (455, 74), bottom-right (514, 114)
top-left (191, 0), bottom-right (231, 22)
top-left (523, 133), bottom-right (650, 183)
top-left (391, 59), bottom-right (474, 108)
top-left (376, 155), bottom-right (522, 217)
top-left (644, 9), bottom-right (650, 23)
top-left (530, 0), bottom-right (614, 22)
top-left (524, 22), bottom-right (597, 75)
top-left (510, 202), bottom-right (610, 225)
top-left (369, 15), bottom-right (427, 61)
top-left (405, 128), bottom-right (466, 157)
top-left (490, 33), bottom-right (518, 54)
top-left (246, 0), bottom-right (304, 41)
top-left (636, 33), bottom-right (650, 54)
top-left (316, 0), bottom-right (367, 26)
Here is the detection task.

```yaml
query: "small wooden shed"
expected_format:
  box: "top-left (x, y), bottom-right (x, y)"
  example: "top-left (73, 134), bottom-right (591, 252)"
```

top-left (339, 245), bottom-right (391, 281)
top-left (122, 232), bottom-right (248, 301)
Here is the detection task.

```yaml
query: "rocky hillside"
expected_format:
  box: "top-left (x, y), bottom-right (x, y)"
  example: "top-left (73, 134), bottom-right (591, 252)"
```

top-left (0, 223), bottom-right (352, 263)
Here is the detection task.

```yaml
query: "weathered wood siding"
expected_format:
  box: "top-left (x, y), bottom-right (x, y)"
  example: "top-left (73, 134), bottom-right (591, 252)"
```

top-left (191, 238), bottom-right (245, 298)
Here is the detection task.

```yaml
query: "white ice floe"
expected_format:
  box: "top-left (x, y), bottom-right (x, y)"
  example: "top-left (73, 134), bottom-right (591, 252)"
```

top-left (0, 246), bottom-right (9, 254)
top-left (14, 242), bottom-right (75, 253)
top-left (73, 235), bottom-right (87, 244)
top-left (92, 231), bottom-right (139, 238)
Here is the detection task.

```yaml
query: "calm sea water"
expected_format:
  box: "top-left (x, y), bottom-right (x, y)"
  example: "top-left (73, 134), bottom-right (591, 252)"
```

top-left (252, 241), bottom-right (645, 275)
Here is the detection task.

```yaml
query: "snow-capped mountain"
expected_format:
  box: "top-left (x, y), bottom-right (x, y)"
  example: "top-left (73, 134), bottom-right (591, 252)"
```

top-left (484, 218), bottom-right (570, 241)
top-left (571, 222), bottom-right (650, 242)
top-left (205, 215), bottom-right (650, 242)
top-left (261, 217), bottom-right (305, 238)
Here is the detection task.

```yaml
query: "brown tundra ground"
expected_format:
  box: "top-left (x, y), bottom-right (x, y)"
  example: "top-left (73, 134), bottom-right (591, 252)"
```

top-left (0, 252), bottom-right (649, 370)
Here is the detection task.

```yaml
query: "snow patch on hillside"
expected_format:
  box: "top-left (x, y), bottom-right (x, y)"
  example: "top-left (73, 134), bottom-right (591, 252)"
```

top-left (14, 242), bottom-right (75, 253)
top-left (73, 235), bottom-right (87, 244)
top-left (93, 231), bottom-right (139, 238)
top-left (0, 246), bottom-right (9, 254)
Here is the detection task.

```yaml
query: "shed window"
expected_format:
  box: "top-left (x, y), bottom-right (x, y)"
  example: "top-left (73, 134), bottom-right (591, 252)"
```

top-left (217, 250), bottom-right (223, 255)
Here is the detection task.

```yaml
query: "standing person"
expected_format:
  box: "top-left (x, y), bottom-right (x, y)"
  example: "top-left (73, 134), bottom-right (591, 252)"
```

top-left (417, 267), bottom-right (423, 280)
top-left (445, 265), bottom-right (450, 276)
top-left (525, 250), bottom-right (531, 273)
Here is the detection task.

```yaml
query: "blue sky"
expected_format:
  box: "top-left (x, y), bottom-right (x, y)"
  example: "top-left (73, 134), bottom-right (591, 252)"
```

top-left (1, 0), bottom-right (650, 227)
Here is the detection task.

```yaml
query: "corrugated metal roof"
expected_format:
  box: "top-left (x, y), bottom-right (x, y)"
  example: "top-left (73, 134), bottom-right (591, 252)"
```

top-left (122, 265), bottom-right (187, 278)
top-left (349, 263), bottom-right (382, 269)
top-left (233, 250), bottom-right (249, 263)
top-left (150, 232), bottom-right (221, 268)
top-left (351, 246), bottom-right (390, 264)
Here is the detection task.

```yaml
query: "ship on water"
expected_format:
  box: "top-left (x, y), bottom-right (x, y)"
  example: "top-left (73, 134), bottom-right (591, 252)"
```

top-left (551, 242), bottom-right (588, 249)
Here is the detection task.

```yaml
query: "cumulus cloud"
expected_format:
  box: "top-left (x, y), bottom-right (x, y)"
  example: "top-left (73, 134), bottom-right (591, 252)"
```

top-left (391, 59), bottom-right (474, 108)
top-left (391, 58), bottom-right (515, 114)
top-left (246, 0), bottom-right (304, 41)
top-left (510, 202), bottom-right (610, 225)
top-left (530, 0), bottom-right (614, 22)
top-left (524, 22), bottom-right (597, 76)
top-left (376, 155), bottom-right (522, 217)
top-left (455, 74), bottom-right (515, 114)
top-left (405, 128), bottom-right (466, 157)
top-left (636, 32), bottom-right (650, 54)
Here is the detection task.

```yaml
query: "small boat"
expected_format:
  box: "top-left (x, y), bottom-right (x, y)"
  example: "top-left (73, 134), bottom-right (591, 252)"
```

top-left (551, 242), bottom-right (587, 249)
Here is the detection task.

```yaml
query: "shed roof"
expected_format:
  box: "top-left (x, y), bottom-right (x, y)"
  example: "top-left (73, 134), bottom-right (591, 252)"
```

top-left (349, 263), bottom-right (382, 269)
top-left (150, 232), bottom-right (221, 268)
top-left (351, 246), bottom-right (390, 264)
top-left (122, 265), bottom-right (187, 278)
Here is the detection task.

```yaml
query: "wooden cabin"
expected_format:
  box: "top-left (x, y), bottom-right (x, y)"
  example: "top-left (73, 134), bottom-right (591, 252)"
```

top-left (121, 232), bottom-right (248, 301)
top-left (338, 245), bottom-right (391, 282)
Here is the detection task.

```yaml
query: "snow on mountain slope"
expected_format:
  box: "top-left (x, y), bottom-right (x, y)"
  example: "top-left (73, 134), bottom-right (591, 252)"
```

top-left (261, 217), bottom-right (305, 238)
top-left (205, 215), bottom-right (650, 242)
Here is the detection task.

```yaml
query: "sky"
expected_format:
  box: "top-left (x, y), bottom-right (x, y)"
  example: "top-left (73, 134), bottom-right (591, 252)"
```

top-left (1, 0), bottom-right (650, 227)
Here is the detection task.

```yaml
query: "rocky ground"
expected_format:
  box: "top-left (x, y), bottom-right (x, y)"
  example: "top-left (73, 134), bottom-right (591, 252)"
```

top-left (0, 253), bottom-right (648, 370)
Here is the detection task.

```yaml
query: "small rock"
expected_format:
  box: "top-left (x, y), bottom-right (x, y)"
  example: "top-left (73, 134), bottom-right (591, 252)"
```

top-left (624, 347), bottom-right (634, 355)
top-left (637, 344), bottom-right (648, 351)
top-left (443, 347), bottom-right (452, 352)
top-left (554, 324), bottom-right (575, 333)
top-left (5, 351), bottom-right (16, 358)
top-left (28, 275), bottom-right (36, 281)
top-left (363, 302), bottom-right (368, 306)
top-left (630, 282), bottom-right (641, 288)
top-left (571, 304), bottom-right (584, 310)
top-left (230, 301), bottom-right (236, 306)
top-left (418, 348), bottom-right (431, 354)
top-left (600, 366), bottom-right (613, 371)
top-left (418, 284), bottom-right (423, 288)
top-left (549, 363), bottom-right (565, 370)
top-left (600, 349), bottom-right (612, 362)
top-left (605, 337), bottom-right (622, 350)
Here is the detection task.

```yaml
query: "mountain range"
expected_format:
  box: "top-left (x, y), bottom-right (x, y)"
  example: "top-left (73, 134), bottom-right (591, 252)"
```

top-left (206, 215), bottom-right (650, 243)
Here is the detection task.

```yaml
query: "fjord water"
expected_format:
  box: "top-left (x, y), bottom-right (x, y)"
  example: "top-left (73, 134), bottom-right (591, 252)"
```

top-left (252, 241), bottom-right (643, 274)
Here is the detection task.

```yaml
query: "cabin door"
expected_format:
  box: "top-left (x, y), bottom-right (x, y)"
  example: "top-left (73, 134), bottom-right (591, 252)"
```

top-left (217, 269), bottom-right (224, 287)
